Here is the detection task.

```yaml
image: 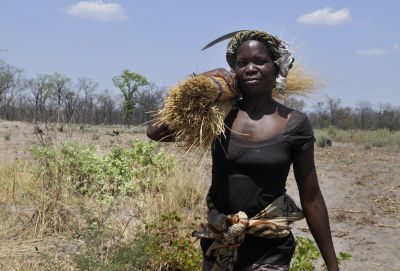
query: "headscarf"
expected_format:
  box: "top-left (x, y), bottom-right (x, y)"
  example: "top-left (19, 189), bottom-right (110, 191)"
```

top-left (225, 30), bottom-right (294, 94)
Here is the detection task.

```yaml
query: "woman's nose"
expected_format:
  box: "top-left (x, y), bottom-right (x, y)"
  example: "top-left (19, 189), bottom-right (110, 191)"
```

top-left (245, 63), bottom-right (257, 74)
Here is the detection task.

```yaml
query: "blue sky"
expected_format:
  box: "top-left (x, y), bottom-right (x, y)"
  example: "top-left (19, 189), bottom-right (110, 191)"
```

top-left (1, 0), bottom-right (399, 108)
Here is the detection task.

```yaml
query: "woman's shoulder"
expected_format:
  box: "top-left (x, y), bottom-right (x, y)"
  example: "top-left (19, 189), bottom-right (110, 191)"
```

top-left (276, 103), bottom-right (309, 131)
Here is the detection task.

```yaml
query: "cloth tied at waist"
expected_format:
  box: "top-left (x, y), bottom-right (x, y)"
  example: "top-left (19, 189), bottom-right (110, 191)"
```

top-left (192, 193), bottom-right (304, 271)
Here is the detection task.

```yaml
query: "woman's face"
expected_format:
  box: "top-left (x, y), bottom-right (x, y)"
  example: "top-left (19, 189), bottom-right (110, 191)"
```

top-left (234, 40), bottom-right (277, 97)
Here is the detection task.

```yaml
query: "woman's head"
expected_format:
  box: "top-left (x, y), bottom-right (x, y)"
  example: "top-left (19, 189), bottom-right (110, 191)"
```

top-left (234, 40), bottom-right (278, 96)
top-left (226, 30), bottom-right (294, 94)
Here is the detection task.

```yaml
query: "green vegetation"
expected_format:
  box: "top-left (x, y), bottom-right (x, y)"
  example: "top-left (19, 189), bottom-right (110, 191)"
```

top-left (26, 139), bottom-right (204, 270)
top-left (30, 139), bottom-right (174, 199)
top-left (290, 236), bottom-right (351, 271)
top-left (112, 70), bottom-right (149, 126)
top-left (315, 133), bottom-right (331, 148)
top-left (315, 126), bottom-right (400, 148)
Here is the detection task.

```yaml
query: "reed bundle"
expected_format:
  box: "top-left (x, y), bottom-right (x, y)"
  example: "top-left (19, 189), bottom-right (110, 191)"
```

top-left (157, 75), bottom-right (237, 151)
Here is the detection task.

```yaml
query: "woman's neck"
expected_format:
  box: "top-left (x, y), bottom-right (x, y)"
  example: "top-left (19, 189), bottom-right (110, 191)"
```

top-left (240, 91), bottom-right (277, 115)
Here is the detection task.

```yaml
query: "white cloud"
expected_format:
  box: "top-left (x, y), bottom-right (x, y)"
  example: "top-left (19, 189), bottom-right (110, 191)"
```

top-left (393, 44), bottom-right (400, 50)
top-left (356, 48), bottom-right (388, 56)
top-left (67, 0), bottom-right (127, 22)
top-left (297, 7), bottom-right (351, 26)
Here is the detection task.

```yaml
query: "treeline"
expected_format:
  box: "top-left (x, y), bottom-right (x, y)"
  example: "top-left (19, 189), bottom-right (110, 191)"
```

top-left (0, 59), bottom-right (164, 126)
top-left (284, 97), bottom-right (400, 131)
top-left (1, 59), bottom-right (400, 130)
top-left (281, 95), bottom-right (400, 131)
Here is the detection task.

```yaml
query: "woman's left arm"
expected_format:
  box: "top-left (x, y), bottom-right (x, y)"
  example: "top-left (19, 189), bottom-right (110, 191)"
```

top-left (293, 146), bottom-right (339, 271)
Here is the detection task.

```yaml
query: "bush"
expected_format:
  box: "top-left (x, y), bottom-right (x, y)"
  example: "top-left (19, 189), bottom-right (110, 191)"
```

top-left (291, 236), bottom-right (321, 271)
top-left (30, 140), bottom-right (175, 198)
top-left (91, 133), bottom-right (100, 140)
top-left (315, 127), bottom-right (400, 148)
top-left (290, 236), bottom-right (351, 271)
top-left (68, 209), bottom-right (202, 271)
top-left (140, 211), bottom-right (203, 271)
top-left (29, 140), bottom-right (175, 235)
top-left (4, 131), bottom-right (11, 140)
top-left (315, 134), bottom-right (332, 148)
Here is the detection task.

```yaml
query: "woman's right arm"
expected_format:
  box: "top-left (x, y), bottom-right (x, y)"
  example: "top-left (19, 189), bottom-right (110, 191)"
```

top-left (147, 118), bottom-right (175, 142)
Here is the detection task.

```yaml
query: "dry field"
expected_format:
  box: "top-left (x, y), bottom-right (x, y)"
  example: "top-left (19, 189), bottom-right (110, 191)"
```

top-left (0, 120), bottom-right (399, 270)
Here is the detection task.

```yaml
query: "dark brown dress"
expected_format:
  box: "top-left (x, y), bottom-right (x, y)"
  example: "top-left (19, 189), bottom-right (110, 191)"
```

top-left (201, 109), bottom-right (315, 270)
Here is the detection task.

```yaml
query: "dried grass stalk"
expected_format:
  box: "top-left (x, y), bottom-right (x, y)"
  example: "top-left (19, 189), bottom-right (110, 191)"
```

top-left (158, 65), bottom-right (315, 153)
top-left (274, 65), bottom-right (315, 100)
top-left (157, 76), bottom-right (237, 152)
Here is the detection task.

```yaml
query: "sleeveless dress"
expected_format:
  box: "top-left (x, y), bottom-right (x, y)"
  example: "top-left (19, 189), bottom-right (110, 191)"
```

top-left (201, 108), bottom-right (315, 270)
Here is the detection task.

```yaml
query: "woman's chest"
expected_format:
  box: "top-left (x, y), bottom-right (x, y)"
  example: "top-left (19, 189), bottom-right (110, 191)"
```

top-left (230, 110), bottom-right (290, 142)
top-left (213, 136), bottom-right (293, 172)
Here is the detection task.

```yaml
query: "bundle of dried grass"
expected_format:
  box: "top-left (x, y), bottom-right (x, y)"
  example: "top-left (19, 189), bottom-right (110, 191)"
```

top-left (157, 75), bottom-right (237, 151)
top-left (157, 64), bottom-right (315, 152)
top-left (275, 65), bottom-right (315, 101)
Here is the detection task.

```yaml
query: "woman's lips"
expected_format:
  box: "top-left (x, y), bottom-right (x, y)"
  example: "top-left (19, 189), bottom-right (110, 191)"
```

top-left (244, 78), bottom-right (261, 84)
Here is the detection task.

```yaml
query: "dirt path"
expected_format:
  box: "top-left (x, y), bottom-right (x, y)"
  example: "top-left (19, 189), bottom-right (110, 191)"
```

top-left (288, 143), bottom-right (400, 270)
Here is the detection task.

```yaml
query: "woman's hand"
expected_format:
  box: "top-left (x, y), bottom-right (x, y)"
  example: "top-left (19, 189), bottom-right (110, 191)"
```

top-left (199, 68), bottom-right (236, 92)
top-left (147, 118), bottom-right (175, 142)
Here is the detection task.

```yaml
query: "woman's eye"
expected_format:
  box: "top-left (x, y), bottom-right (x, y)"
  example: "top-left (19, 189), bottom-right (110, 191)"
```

top-left (236, 61), bottom-right (246, 67)
top-left (255, 58), bottom-right (268, 65)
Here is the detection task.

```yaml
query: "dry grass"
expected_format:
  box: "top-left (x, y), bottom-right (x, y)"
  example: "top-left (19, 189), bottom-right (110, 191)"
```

top-left (369, 194), bottom-right (399, 214)
top-left (158, 75), bottom-right (237, 152)
top-left (0, 160), bottom-right (36, 239)
top-left (0, 160), bottom-right (33, 204)
top-left (143, 162), bottom-right (208, 232)
top-left (274, 64), bottom-right (316, 100)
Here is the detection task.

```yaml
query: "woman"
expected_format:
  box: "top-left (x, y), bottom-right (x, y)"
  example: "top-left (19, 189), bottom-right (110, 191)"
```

top-left (147, 30), bottom-right (338, 271)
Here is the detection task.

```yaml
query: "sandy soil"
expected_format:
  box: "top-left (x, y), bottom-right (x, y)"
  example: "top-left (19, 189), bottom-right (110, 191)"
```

top-left (0, 121), bottom-right (399, 270)
top-left (288, 143), bottom-right (400, 270)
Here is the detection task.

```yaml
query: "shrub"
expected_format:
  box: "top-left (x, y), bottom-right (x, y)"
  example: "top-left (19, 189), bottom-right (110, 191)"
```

top-left (30, 140), bottom-right (175, 198)
top-left (91, 133), bottom-right (100, 140)
top-left (315, 134), bottom-right (332, 148)
top-left (290, 236), bottom-right (351, 271)
top-left (315, 127), bottom-right (400, 148)
top-left (68, 209), bottom-right (201, 271)
top-left (4, 131), bottom-right (11, 140)
top-left (29, 140), bottom-right (175, 235)
top-left (291, 236), bottom-right (321, 271)
top-left (141, 211), bottom-right (203, 271)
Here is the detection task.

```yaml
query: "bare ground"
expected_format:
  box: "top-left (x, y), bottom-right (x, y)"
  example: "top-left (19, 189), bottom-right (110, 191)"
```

top-left (0, 121), bottom-right (399, 270)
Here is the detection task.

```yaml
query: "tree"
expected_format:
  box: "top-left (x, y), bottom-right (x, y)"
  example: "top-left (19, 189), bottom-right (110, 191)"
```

top-left (326, 96), bottom-right (342, 126)
top-left (377, 103), bottom-right (399, 131)
top-left (112, 70), bottom-right (149, 126)
top-left (133, 83), bottom-right (165, 124)
top-left (95, 91), bottom-right (119, 124)
top-left (76, 78), bottom-right (98, 124)
top-left (356, 101), bottom-right (374, 130)
top-left (282, 97), bottom-right (305, 112)
top-left (63, 90), bottom-right (80, 123)
top-left (47, 73), bottom-right (72, 124)
top-left (0, 60), bottom-right (26, 119)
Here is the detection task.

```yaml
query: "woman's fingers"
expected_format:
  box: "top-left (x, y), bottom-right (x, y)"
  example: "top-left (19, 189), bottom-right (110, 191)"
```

top-left (200, 68), bottom-right (236, 92)
top-left (199, 68), bottom-right (237, 92)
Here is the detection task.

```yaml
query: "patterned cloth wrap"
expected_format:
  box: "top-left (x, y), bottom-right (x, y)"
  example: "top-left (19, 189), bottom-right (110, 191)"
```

top-left (225, 30), bottom-right (294, 95)
top-left (192, 191), bottom-right (304, 271)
